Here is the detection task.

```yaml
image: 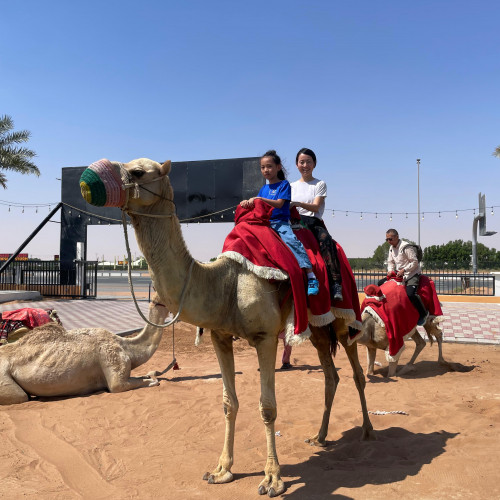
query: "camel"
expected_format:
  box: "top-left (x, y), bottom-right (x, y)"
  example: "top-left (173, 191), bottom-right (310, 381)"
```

top-left (0, 297), bottom-right (169, 405)
top-left (357, 314), bottom-right (453, 377)
top-left (81, 157), bottom-right (375, 497)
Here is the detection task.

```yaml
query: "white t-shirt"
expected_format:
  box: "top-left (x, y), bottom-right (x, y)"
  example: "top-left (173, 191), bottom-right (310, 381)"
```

top-left (291, 178), bottom-right (327, 219)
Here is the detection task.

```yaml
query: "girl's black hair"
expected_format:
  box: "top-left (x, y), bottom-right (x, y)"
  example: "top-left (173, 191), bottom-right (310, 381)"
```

top-left (296, 147), bottom-right (317, 166)
top-left (261, 149), bottom-right (287, 180)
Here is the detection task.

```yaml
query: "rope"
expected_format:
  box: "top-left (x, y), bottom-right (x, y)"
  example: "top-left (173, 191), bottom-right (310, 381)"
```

top-left (368, 410), bottom-right (409, 415)
top-left (120, 210), bottom-right (194, 328)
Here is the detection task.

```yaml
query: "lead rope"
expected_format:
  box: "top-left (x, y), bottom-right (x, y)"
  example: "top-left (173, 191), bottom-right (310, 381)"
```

top-left (120, 210), bottom-right (194, 329)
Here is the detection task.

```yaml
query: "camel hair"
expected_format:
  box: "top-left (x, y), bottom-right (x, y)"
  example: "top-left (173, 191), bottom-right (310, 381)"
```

top-left (0, 297), bottom-right (169, 405)
top-left (357, 313), bottom-right (456, 377)
top-left (85, 157), bottom-right (375, 497)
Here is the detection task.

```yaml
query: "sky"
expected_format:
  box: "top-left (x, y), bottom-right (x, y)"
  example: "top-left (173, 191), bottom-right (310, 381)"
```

top-left (1, 0), bottom-right (499, 263)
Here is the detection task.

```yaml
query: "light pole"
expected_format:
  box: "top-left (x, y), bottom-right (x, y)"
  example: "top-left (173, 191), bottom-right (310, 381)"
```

top-left (417, 159), bottom-right (421, 246)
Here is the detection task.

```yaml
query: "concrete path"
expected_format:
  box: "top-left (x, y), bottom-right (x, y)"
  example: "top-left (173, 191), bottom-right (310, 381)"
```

top-left (1, 297), bottom-right (499, 344)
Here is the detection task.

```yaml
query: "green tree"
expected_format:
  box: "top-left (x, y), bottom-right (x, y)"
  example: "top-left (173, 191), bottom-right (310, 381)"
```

top-left (0, 115), bottom-right (39, 188)
top-left (371, 241), bottom-right (390, 269)
top-left (493, 145), bottom-right (500, 158)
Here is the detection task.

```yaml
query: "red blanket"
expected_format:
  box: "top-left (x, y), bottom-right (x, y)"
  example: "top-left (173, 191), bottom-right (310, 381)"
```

top-left (221, 200), bottom-right (332, 336)
top-left (0, 308), bottom-right (56, 344)
top-left (361, 276), bottom-right (443, 359)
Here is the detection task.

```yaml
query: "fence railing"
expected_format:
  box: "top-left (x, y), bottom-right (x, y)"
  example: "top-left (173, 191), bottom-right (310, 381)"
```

top-left (352, 269), bottom-right (496, 296)
top-left (0, 260), bottom-right (98, 298)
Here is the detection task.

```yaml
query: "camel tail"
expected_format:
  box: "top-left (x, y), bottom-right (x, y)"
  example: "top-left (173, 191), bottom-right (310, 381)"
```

top-left (328, 323), bottom-right (338, 357)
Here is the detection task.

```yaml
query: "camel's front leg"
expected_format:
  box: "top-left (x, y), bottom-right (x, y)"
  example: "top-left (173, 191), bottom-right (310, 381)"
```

top-left (255, 334), bottom-right (285, 497)
top-left (399, 329), bottom-right (426, 375)
top-left (203, 330), bottom-right (237, 485)
top-left (339, 337), bottom-right (376, 441)
top-left (306, 326), bottom-right (339, 447)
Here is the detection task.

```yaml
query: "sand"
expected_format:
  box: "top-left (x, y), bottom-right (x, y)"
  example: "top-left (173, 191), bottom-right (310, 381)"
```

top-left (1, 322), bottom-right (499, 500)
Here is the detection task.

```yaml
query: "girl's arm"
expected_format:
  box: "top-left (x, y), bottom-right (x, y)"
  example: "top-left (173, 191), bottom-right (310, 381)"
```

top-left (291, 196), bottom-right (324, 213)
top-left (240, 197), bottom-right (286, 209)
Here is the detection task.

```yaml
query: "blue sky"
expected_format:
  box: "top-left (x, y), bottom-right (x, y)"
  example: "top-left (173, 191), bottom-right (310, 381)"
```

top-left (2, 0), bottom-right (499, 262)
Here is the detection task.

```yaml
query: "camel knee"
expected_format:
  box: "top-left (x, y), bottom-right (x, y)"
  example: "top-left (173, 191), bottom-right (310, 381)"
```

top-left (259, 403), bottom-right (277, 425)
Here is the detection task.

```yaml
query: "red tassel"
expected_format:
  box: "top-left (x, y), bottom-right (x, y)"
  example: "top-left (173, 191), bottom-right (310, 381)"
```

top-left (173, 362), bottom-right (180, 370)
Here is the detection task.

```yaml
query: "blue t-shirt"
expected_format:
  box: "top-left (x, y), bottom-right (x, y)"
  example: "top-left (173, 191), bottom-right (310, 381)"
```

top-left (258, 180), bottom-right (291, 221)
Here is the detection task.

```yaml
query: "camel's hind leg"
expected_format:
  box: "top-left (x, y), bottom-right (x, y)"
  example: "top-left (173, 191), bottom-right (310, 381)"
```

top-left (423, 320), bottom-right (457, 370)
top-left (338, 336), bottom-right (376, 441)
top-left (0, 365), bottom-right (29, 405)
top-left (203, 330), bottom-right (237, 486)
top-left (306, 325), bottom-right (339, 447)
top-left (398, 329), bottom-right (426, 375)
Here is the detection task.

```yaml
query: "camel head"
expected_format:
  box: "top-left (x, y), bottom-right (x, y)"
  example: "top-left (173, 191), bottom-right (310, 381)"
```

top-left (80, 158), bottom-right (173, 213)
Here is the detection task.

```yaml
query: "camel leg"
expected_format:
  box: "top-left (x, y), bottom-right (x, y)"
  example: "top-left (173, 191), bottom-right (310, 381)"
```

top-left (203, 330), bottom-right (237, 485)
top-left (103, 359), bottom-right (159, 393)
top-left (423, 322), bottom-right (455, 370)
top-left (306, 326), bottom-right (339, 447)
top-left (339, 337), bottom-right (376, 441)
top-left (399, 330), bottom-right (426, 375)
top-left (387, 361), bottom-right (398, 377)
top-left (0, 367), bottom-right (30, 405)
top-left (366, 347), bottom-right (377, 375)
top-left (255, 332), bottom-right (285, 497)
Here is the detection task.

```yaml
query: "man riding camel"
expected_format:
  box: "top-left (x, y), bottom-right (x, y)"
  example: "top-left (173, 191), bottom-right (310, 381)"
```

top-left (378, 229), bottom-right (429, 326)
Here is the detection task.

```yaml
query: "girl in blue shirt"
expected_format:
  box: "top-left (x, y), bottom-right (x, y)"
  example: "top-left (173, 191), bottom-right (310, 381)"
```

top-left (240, 150), bottom-right (319, 295)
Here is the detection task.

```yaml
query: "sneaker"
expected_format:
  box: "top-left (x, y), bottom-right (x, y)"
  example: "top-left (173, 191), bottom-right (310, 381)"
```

top-left (307, 278), bottom-right (320, 296)
top-left (417, 311), bottom-right (429, 326)
top-left (332, 282), bottom-right (343, 301)
top-left (280, 362), bottom-right (292, 370)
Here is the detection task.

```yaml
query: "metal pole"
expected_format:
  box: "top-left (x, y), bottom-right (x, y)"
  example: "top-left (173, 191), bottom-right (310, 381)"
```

top-left (417, 159), bottom-right (421, 246)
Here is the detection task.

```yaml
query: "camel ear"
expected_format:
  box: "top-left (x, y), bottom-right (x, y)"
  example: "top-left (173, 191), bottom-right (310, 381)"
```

top-left (160, 160), bottom-right (171, 176)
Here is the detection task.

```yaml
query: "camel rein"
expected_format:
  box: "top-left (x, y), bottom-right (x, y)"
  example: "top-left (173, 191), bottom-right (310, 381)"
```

top-left (120, 209), bottom-right (194, 329)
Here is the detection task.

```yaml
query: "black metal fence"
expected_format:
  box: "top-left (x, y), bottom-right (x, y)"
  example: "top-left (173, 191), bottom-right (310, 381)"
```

top-left (0, 260), bottom-right (98, 298)
top-left (353, 269), bottom-right (496, 296)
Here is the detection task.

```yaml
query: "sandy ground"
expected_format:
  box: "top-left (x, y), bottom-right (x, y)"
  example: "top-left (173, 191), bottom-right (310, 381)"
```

top-left (1, 323), bottom-right (499, 500)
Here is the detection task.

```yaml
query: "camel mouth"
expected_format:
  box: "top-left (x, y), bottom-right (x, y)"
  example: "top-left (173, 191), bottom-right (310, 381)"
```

top-left (80, 159), bottom-right (128, 207)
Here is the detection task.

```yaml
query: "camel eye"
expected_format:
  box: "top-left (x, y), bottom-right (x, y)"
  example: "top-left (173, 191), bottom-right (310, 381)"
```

top-left (132, 169), bottom-right (145, 178)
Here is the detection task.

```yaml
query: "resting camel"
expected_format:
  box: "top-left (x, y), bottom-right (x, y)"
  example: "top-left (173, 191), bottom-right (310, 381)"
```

top-left (357, 314), bottom-right (451, 377)
top-left (0, 298), bottom-right (168, 405)
top-left (80, 157), bottom-right (375, 497)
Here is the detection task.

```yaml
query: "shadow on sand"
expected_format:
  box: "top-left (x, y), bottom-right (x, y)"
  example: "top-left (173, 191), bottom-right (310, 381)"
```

top-left (280, 426), bottom-right (458, 499)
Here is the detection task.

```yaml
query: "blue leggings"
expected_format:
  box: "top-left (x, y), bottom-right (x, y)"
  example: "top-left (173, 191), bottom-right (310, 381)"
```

top-left (270, 220), bottom-right (312, 269)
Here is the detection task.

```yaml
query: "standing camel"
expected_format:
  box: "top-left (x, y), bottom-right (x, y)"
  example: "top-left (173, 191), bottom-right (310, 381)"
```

top-left (80, 158), bottom-right (375, 497)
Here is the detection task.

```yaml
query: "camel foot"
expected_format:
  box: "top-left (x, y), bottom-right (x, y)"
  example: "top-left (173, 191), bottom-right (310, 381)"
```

top-left (258, 475), bottom-right (285, 497)
top-left (145, 378), bottom-right (160, 387)
top-left (203, 468), bottom-right (233, 484)
top-left (147, 370), bottom-right (161, 378)
top-left (304, 434), bottom-right (326, 447)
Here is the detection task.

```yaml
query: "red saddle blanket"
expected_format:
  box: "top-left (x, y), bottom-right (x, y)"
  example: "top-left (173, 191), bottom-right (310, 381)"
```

top-left (361, 276), bottom-right (443, 358)
top-left (0, 308), bottom-right (56, 344)
top-left (222, 200), bottom-right (333, 334)
top-left (221, 200), bottom-right (360, 337)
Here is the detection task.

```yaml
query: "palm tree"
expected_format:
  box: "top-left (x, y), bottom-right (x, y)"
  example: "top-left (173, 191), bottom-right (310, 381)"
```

top-left (493, 145), bottom-right (500, 158)
top-left (0, 115), bottom-right (39, 188)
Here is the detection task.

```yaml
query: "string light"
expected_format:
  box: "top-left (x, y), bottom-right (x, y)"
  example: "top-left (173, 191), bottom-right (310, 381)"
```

top-left (332, 210), bottom-right (335, 217)
top-left (346, 211), bottom-right (348, 216)
top-left (375, 212), bottom-right (378, 219)
top-left (360, 212), bottom-right (363, 220)
top-left (22, 206), bottom-right (24, 213)
top-left (390, 213), bottom-right (392, 221)
top-left (422, 213), bottom-right (425, 220)
top-left (405, 213), bottom-right (408, 219)
top-left (492, 207), bottom-right (494, 216)
top-left (439, 212), bottom-right (441, 218)
top-left (456, 211), bottom-right (458, 219)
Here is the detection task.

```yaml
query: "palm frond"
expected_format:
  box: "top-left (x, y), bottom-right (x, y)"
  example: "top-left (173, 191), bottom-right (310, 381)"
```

top-left (0, 171), bottom-right (7, 189)
top-left (493, 145), bottom-right (500, 158)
